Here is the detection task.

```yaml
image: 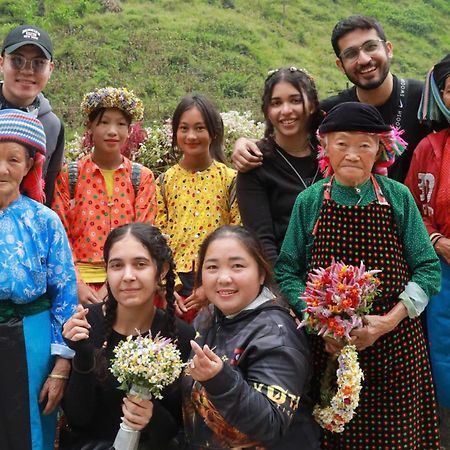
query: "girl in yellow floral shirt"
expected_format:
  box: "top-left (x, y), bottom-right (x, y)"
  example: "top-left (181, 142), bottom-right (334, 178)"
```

top-left (156, 94), bottom-right (240, 320)
top-left (52, 88), bottom-right (156, 305)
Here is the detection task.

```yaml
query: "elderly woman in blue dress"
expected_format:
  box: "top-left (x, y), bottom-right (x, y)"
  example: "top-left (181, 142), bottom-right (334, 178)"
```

top-left (0, 109), bottom-right (77, 450)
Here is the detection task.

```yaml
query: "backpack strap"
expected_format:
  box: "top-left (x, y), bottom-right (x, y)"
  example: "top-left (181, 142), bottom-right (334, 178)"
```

top-left (157, 172), bottom-right (167, 208)
top-left (393, 78), bottom-right (409, 130)
top-left (68, 161), bottom-right (79, 200)
top-left (131, 162), bottom-right (142, 197)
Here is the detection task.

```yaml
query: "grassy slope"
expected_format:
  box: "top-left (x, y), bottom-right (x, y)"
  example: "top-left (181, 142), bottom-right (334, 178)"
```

top-left (0, 0), bottom-right (449, 136)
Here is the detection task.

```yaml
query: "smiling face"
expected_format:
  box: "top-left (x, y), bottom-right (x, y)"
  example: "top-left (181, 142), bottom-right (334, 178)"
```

top-left (106, 233), bottom-right (160, 311)
top-left (0, 141), bottom-right (33, 208)
top-left (89, 108), bottom-right (130, 157)
top-left (336, 28), bottom-right (392, 91)
top-left (267, 81), bottom-right (313, 142)
top-left (201, 237), bottom-right (265, 316)
top-left (176, 106), bottom-right (212, 161)
top-left (324, 131), bottom-right (381, 186)
top-left (0, 45), bottom-right (53, 107)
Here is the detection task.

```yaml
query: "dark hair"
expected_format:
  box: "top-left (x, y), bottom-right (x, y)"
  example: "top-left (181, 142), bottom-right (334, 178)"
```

top-left (195, 225), bottom-right (274, 289)
top-left (171, 94), bottom-right (227, 164)
top-left (261, 68), bottom-right (320, 140)
top-left (95, 223), bottom-right (177, 379)
top-left (331, 15), bottom-right (386, 57)
top-left (88, 107), bottom-right (132, 126)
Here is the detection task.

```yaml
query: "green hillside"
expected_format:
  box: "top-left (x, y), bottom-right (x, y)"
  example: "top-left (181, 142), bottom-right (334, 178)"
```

top-left (0, 0), bottom-right (449, 135)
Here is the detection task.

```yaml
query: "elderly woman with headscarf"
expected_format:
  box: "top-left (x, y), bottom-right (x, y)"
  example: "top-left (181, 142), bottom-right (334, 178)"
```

top-left (0, 109), bottom-right (77, 450)
top-left (275, 102), bottom-right (441, 449)
top-left (405, 53), bottom-right (450, 449)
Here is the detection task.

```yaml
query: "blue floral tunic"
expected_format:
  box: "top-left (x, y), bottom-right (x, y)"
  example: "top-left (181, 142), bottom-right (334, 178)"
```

top-left (0, 195), bottom-right (77, 450)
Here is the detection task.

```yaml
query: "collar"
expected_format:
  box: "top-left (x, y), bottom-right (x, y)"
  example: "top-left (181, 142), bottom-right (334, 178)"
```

top-left (225, 286), bottom-right (275, 319)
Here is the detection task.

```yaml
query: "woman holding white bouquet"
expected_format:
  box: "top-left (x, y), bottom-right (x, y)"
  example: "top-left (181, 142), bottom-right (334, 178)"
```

top-left (61, 223), bottom-right (194, 449)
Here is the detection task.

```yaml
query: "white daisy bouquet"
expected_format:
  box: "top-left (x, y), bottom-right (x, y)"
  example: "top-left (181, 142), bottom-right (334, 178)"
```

top-left (110, 332), bottom-right (184, 399)
top-left (300, 260), bottom-right (381, 433)
top-left (110, 332), bottom-right (184, 450)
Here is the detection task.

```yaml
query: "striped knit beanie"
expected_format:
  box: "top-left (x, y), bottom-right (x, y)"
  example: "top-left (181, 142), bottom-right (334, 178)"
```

top-left (0, 109), bottom-right (46, 155)
top-left (0, 109), bottom-right (46, 203)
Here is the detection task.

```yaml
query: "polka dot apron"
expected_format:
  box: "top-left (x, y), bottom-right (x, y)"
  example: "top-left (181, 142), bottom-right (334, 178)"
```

top-left (310, 176), bottom-right (439, 449)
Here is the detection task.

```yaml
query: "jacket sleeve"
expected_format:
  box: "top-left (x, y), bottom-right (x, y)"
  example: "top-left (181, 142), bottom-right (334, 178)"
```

top-left (404, 136), bottom-right (440, 236)
top-left (275, 191), bottom-right (319, 316)
top-left (391, 182), bottom-right (441, 316)
top-left (46, 211), bottom-right (77, 358)
top-left (134, 167), bottom-right (157, 224)
top-left (237, 169), bottom-right (279, 265)
top-left (201, 331), bottom-right (309, 446)
top-left (44, 121), bottom-right (65, 207)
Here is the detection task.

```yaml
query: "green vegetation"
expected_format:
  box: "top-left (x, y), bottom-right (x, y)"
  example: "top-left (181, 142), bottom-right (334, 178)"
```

top-left (0, 0), bottom-right (448, 137)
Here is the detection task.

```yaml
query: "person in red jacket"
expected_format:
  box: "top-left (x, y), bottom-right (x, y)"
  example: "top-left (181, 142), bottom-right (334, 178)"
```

top-left (405, 52), bottom-right (450, 449)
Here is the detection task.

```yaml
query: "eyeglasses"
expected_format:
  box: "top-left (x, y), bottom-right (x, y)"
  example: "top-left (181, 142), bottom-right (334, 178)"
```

top-left (6, 54), bottom-right (50, 73)
top-left (339, 39), bottom-right (385, 63)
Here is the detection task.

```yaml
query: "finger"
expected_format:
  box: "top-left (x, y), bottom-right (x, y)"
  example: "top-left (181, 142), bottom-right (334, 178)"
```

top-left (38, 380), bottom-right (49, 404)
top-left (190, 340), bottom-right (208, 360)
top-left (176, 296), bottom-right (188, 313)
top-left (122, 403), bottom-right (146, 429)
top-left (42, 382), bottom-right (62, 415)
top-left (202, 344), bottom-right (221, 363)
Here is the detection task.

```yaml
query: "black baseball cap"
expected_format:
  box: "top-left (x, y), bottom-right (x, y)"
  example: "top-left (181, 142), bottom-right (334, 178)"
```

top-left (1, 25), bottom-right (53, 60)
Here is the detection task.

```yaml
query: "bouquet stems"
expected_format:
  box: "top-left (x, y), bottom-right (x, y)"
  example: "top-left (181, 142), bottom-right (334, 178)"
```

top-left (113, 384), bottom-right (151, 450)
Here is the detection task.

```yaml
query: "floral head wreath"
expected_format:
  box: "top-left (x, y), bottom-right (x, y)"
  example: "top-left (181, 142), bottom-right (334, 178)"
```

top-left (81, 87), bottom-right (144, 122)
top-left (317, 127), bottom-right (407, 177)
top-left (266, 66), bottom-right (314, 83)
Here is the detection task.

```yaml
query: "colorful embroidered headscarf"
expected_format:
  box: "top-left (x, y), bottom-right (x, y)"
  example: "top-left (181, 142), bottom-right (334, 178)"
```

top-left (0, 109), bottom-right (46, 203)
top-left (418, 53), bottom-right (450, 124)
top-left (317, 102), bottom-right (407, 177)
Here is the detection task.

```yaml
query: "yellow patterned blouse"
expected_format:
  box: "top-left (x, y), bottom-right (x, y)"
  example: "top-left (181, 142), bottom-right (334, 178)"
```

top-left (155, 161), bottom-right (241, 272)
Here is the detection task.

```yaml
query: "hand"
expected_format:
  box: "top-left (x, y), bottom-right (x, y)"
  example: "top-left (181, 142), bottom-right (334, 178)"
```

top-left (323, 336), bottom-right (344, 354)
top-left (39, 357), bottom-right (70, 415)
top-left (97, 283), bottom-right (109, 302)
top-left (435, 237), bottom-right (450, 265)
top-left (189, 340), bottom-right (223, 382)
top-left (174, 291), bottom-right (188, 317)
top-left (184, 286), bottom-right (208, 311)
top-left (122, 395), bottom-right (153, 431)
top-left (63, 304), bottom-right (91, 342)
top-left (77, 280), bottom-right (102, 305)
top-left (350, 315), bottom-right (391, 351)
top-left (231, 138), bottom-right (263, 172)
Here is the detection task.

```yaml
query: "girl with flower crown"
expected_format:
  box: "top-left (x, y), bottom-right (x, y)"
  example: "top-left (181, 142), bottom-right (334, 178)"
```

top-left (52, 87), bottom-right (157, 305)
top-left (276, 102), bottom-right (441, 449)
top-left (236, 67), bottom-right (322, 265)
top-left (61, 223), bottom-right (194, 449)
top-left (155, 94), bottom-right (240, 321)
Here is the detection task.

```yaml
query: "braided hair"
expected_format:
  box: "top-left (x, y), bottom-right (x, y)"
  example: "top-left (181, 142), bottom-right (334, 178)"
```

top-left (94, 223), bottom-right (177, 379)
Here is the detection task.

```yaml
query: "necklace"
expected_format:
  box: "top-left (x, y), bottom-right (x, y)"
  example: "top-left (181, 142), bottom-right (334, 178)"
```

top-left (275, 146), bottom-right (320, 190)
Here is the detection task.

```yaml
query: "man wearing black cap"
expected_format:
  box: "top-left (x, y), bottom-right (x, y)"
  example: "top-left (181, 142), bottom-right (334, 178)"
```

top-left (0, 24), bottom-right (64, 205)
